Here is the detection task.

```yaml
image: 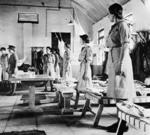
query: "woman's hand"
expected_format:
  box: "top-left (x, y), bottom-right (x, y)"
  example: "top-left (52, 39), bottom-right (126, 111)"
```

top-left (6, 67), bottom-right (10, 74)
top-left (115, 61), bottom-right (122, 75)
top-left (14, 68), bottom-right (18, 74)
top-left (83, 73), bottom-right (88, 80)
top-left (65, 67), bottom-right (69, 72)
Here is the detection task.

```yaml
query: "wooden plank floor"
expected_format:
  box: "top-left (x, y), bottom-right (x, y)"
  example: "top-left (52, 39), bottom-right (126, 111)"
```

top-left (0, 89), bottom-right (143, 135)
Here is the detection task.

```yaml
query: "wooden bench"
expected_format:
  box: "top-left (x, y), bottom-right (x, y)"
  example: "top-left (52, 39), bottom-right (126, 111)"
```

top-left (53, 84), bottom-right (75, 114)
top-left (9, 75), bottom-right (54, 112)
top-left (74, 80), bottom-right (107, 109)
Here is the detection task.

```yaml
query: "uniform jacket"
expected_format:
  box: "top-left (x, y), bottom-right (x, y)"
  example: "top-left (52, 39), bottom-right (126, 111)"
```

top-left (7, 53), bottom-right (17, 74)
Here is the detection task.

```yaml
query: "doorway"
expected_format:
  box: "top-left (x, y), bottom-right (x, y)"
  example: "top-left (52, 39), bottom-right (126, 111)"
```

top-left (31, 47), bottom-right (44, 74)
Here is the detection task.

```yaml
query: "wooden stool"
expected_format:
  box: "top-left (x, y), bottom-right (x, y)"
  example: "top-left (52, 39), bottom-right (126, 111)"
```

top-left (54, 84), bottom-right (75, 114)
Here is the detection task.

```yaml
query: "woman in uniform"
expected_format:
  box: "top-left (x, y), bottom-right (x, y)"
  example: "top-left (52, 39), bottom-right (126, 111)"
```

top-left (106, 3), bottom-right (136, 134)
top-left (77, 34), bottom-right (93, 91)
top-left (63, 42), bottom-right (72, 80)
top-left (7, 45), bottom-right (17, 78)
top-left (43, 47), bottom-right (55, 92)
top-left (0, 47), bottom-right (8, 80)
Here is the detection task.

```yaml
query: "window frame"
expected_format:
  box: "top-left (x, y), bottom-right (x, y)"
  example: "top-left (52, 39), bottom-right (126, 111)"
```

top-left (98, 28), bottom-right (104, 45)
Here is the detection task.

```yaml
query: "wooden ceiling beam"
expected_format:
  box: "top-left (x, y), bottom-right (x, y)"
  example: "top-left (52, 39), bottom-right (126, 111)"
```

top-left (72, 0), bottom-right (97, 23)
top-left (86, 0), bottom-right (107, 19)
top-left (94, 0), bottom-right (108, 11)
top-left (84, 0), bottom-right (101, 20)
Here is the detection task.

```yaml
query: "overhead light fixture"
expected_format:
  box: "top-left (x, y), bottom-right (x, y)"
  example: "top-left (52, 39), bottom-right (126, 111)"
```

top-left (67, 8), bottom-right (75, 26)
top-left (41, 2), bottom-right (45, 6)
top-left (68, 20), bottom-right (74, 26)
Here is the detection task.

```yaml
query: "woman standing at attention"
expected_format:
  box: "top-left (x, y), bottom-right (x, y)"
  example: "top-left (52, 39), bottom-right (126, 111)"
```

top-left (106, 3), bottom-right (136, 134)
top-left (0, 47), bottom-right (8, 80)
top-left (63, 42), bottom-right (72, 80)
top-left (7, 45), bottom-right (18, 78)
top-left (77, 34), bottom-right (93, 91)
top-left (43, 47), bottom-right (55, 92)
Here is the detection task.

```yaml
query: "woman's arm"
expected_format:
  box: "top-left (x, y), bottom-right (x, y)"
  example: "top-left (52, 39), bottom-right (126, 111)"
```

top-left (14, 54), bottom-right (17, 68)
top-left (119, 42), bottom-right (128, 63)
top-left (43, 55), bottom-right (47, 65)
top-left (84, 61), bottom-right (90, 76)
top-left (83, 47), bottom-right (92, 80)
top-left (119, 21), bottom-right (130, 68)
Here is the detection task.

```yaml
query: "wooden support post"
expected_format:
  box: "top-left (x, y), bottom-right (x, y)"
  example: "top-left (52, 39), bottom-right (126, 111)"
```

top-left (74, 91), bottom-right (80, 109)
top-left (116, 118), bottom-right (122, 135)
top-left (58, 91), bottom-right (64, 108)
top-left (93, 104), bottom-right (104, 127)
top-left (81, 99), bottom-right (90, 117)
top-left (29, 86), bottom-right (35, 110)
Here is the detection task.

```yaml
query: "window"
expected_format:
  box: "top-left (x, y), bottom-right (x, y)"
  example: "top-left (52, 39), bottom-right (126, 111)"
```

top-left (97, 28), bottom-right (105, 65)
top-left (98, 28), bottom-right (104, 46)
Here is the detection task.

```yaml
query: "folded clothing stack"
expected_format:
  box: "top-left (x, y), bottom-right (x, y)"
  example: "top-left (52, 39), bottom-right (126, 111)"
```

top-left (15, 71), bottom-right (35, 78)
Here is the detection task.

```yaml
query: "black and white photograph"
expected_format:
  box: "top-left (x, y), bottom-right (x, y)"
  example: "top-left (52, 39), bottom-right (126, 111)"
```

top-left (0, 0), bottom-right (150, 135)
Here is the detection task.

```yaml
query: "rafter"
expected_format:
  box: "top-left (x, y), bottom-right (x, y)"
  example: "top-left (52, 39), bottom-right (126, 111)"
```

top-left (93, 0), bottom-right (107, 11)
top-left (72, 0), bottom-right (96, 23)
top-left (87, 0), bottom-right (107, 19)
top-left (83, 0), bottom-right (100, 20)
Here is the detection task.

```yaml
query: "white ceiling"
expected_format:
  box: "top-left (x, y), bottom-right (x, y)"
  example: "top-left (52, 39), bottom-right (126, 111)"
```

top-left (72, 0), bottom-right (129, 23)
top-left (0, 0), bottom-right (130, 23)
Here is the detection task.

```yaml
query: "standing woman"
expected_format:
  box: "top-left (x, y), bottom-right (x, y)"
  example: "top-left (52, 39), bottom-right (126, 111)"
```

top-left (106, 3), bottom-right (136, 134)
top-left (52, 48), bottom-right (60, 79)
top-left (77, 34), bottom-right (93, 91)
top-left (43, 47), bottom-right (55, 91)
top-left (0, 47), bottom-right (9, 80)
top-left (0, 50), bottom-right (2, 81)
top-left (37, 49), bottom-right (44, 74)
top-left (7, 45), bottom-right (17, 78)
top-left (63, 42), bottom-right (72, 80)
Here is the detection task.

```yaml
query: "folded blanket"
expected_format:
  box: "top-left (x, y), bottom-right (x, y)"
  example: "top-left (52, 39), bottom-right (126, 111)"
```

top-left (121, 101), bottom-right (150, 118)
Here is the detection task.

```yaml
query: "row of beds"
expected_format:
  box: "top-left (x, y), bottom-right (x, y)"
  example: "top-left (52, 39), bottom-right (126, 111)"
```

top-left (55, 79), bottom-right (150, 134)
top-left (5, 78), bottom-right (150, 134)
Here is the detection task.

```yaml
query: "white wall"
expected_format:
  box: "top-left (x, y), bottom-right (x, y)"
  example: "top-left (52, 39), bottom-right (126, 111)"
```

top-left (0, 6), bottom-right (74, 63)
top-left (124, 0), bottom-right (150, 30)
top-left (0, 5), bottom-right (47, 61)
top-left (0, 3), bottom-right (94, 79)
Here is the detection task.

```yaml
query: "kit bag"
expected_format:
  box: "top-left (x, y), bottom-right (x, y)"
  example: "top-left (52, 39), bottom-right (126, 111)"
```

top-left (115, 73), bottom-right (126, 99)
top-left (0, 80), bottom-right (14, 95)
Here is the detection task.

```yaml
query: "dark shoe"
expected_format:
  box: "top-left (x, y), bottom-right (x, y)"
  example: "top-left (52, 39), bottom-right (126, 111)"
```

top-left (106, 121), bottom-right (119, 132)
top-left (107, 120), bottom-right (128, 133)
top-left (117, 125), bottom-right (129, 135)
